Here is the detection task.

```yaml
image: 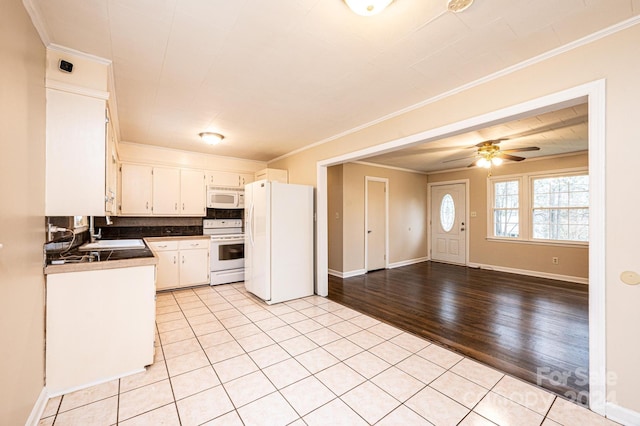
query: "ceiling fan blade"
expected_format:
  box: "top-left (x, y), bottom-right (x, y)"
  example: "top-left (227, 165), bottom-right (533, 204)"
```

top-left (467, 160), bottom-right (478, 168)
top-left (501, 146), bottom-right (540, 153)
top-left (498, 153), bottom-right (526, 162)
top-left (443, 154), bottom-right (476, 163)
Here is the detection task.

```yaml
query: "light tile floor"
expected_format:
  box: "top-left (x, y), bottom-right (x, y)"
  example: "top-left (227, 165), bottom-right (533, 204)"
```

top-left (39, 283), bottom-right (619, 426)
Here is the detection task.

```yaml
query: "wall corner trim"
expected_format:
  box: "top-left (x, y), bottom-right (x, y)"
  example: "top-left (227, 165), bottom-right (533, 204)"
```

top-left (25, 387), bottom-right (48, 426)
top-left (605, 402), bottom-right (640, 426)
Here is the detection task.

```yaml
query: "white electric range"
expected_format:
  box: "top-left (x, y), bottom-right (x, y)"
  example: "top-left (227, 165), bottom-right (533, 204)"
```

top-left (203, 219), bottom-right (244, 285)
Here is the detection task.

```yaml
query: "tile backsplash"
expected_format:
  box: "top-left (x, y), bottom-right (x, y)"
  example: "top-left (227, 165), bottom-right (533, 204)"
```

top-left (96, 216), bottom-right (203, 238)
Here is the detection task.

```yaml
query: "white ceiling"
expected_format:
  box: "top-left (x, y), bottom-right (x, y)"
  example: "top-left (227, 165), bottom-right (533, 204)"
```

top-left (363, 102), bottom-right (589, 172)
top-left (28, 0), bottom-right (638, 164)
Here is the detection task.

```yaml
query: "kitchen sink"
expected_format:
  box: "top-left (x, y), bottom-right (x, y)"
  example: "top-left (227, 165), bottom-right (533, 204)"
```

top-left (79, 239), bottom-right (145, 251)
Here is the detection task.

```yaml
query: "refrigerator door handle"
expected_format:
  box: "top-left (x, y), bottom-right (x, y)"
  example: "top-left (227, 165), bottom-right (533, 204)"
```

top-left (249, 202), bottom-right (255, 247)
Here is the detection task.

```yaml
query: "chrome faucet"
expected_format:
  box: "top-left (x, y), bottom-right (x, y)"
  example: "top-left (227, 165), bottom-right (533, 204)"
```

top-left (89, 216), bottom-right (102, 243)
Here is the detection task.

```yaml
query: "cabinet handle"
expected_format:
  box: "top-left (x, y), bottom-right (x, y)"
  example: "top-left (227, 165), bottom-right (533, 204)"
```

top-left (173, 255), bottom-right (176, 264)
top-left (158, 244), bottom-right (167, 248)
top-left (182, 203), bottom-right (185, 211)
top-left (146, 201), bottom-right (149, 210)
top-left (175, 202), bottom-right (178, 211)
top-left (182, 256), bottom-right (185, 264)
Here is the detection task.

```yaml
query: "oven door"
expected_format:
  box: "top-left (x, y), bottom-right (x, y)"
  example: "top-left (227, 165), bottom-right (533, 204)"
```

top-left (211, 238), bottom-right (245, 271)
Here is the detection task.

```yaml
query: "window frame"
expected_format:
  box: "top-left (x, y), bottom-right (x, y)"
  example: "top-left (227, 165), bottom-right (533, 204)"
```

top-left (487, 167), bottom-right (589, 247)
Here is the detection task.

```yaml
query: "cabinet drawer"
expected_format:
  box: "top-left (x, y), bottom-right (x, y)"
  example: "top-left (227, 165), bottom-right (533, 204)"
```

top-left (148, 241), bottom-right (179, 251)
top-left (179, 239), bottom-right (210, 250)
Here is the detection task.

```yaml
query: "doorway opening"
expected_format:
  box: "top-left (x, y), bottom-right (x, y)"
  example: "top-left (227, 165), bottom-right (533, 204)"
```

top-left (365, 177), bottom-right (389, 272)
top-left (317, 80), bottom-right (605, 413)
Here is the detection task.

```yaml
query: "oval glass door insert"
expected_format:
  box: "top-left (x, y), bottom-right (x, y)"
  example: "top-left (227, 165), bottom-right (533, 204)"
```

top-left (440, 194), bottom-right (455, 232)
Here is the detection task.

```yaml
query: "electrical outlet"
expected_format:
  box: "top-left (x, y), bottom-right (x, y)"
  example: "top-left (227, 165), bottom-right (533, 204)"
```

top-left (552, 257), bottom-right (559, 265)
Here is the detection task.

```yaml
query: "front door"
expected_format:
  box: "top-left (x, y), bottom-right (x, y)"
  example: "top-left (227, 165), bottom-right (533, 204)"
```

top-left (366, 178), bottom-right (387, 271)
top-left (431, 183), bottom-right (466, 265)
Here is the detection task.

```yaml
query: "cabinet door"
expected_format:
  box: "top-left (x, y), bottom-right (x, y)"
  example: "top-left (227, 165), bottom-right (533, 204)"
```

top-left (45, 89), bottom-right (106, 216)
top-left (153, 167), bottom-right (180, 215)
top-left (180, 169), bottom-right (206, 216)
top-left (180, 249), bottom-right (210, 286)
top-left (240, 173), bottom-right (254, 187)
top-left (155, 250), bottom-right (180, 290)
top-left (207, 171), bottom-right (241, 187)
top-left (120, 164), bottom-right (153, 215)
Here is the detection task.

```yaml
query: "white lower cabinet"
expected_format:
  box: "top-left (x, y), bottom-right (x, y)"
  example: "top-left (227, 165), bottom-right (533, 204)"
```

top-left (148, 238), bottom-right (210, 290)
top-left (45, 265), bottom-right (155, 395)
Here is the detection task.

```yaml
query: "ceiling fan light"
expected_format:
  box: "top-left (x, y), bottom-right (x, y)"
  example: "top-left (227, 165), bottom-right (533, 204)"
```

top-left (476, 157), bottom-right (489, 168)
top-left (199, 132), bottom-right (224, 145)
top-left (344, 0), bottom-right (394, 16)
top-left (491, 157), bottom-right (503, 166)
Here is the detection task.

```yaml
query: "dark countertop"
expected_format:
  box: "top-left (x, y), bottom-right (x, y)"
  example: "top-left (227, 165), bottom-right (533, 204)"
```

top-left (44, 242), bottom-right (157, 275)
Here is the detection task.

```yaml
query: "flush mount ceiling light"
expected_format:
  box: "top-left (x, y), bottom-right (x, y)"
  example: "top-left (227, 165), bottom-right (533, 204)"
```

top-left (199, 132), bottom-right (224, 145)
top-left (447, 0), bottom-right (474, 13)
top-left (344, 0), bottom-right (394, 16)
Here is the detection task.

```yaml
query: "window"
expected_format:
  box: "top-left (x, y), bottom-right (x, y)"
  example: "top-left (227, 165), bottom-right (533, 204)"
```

top-left (492, 180), bottom-right (520, 238)
top-left (532, 174), bottom-right (589, 242)
top-left (440, 193), bottom-right (455, 232)
top-left (488, 169), bottom-right (588, 245)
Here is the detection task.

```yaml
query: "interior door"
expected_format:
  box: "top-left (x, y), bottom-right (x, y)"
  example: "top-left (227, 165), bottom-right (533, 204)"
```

top-left (366, 178), bottom-right (387, 271)
top-left (431, 183), bottom-right (466, 265)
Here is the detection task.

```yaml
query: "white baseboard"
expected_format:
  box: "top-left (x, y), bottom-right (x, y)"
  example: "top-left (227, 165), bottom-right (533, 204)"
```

top-left (327, 269), bottom-right (366, 278)
top-left (26, 387), bottom-right (48, 426)
top-left (388, 257), bottom-right (429, 269)
top-left (606, 402), bottom-right (640, 426)
top-left (467, 262), bottom-right (588, 285)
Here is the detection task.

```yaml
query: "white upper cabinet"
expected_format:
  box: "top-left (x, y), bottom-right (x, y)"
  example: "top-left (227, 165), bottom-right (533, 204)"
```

top-left (45, 89), bottom-right (106, 216)
top-left (206, 171), bottom-right (254, 188)
top-left (45, 47), bottom-right (110, 216)
top-left (120, 163), bottom-right (153, 215)
top-left (255, 168), bottom-right (288, 183)
top-left (180, 169), bottom-right (206, 215)
top-left (120, 164), bottom-right (205, 216)
top-left (152, 167), bottom-right (180, 215)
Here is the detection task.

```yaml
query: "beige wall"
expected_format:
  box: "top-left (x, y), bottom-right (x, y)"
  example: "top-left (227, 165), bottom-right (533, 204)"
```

top-left (428, 153), bottom-right (589, 280)
top-left (329, 163), bottom-right (428, 274)
top-left (270, 25), bottom-right (640, 412)
top-left (327, 165), bottom-right (344, 272)
top-left (0, 0), bottom-right (46, 423)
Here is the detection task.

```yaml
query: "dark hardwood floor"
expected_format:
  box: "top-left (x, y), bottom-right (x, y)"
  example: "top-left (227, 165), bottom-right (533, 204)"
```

top-left (328, 261), bottom-right (589, 404)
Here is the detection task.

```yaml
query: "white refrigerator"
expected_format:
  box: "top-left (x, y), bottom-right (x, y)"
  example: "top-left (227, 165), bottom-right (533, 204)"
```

top-left (245, 180), bottom-right (314, 304)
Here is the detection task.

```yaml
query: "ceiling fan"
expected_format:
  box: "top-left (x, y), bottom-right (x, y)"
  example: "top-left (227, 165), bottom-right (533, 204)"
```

top-left (444, 139), bottom-right (540, 170)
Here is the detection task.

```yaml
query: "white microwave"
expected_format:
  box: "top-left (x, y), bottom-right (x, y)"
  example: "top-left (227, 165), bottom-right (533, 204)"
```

top-left (207, 187), bottom-right (245, 209)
